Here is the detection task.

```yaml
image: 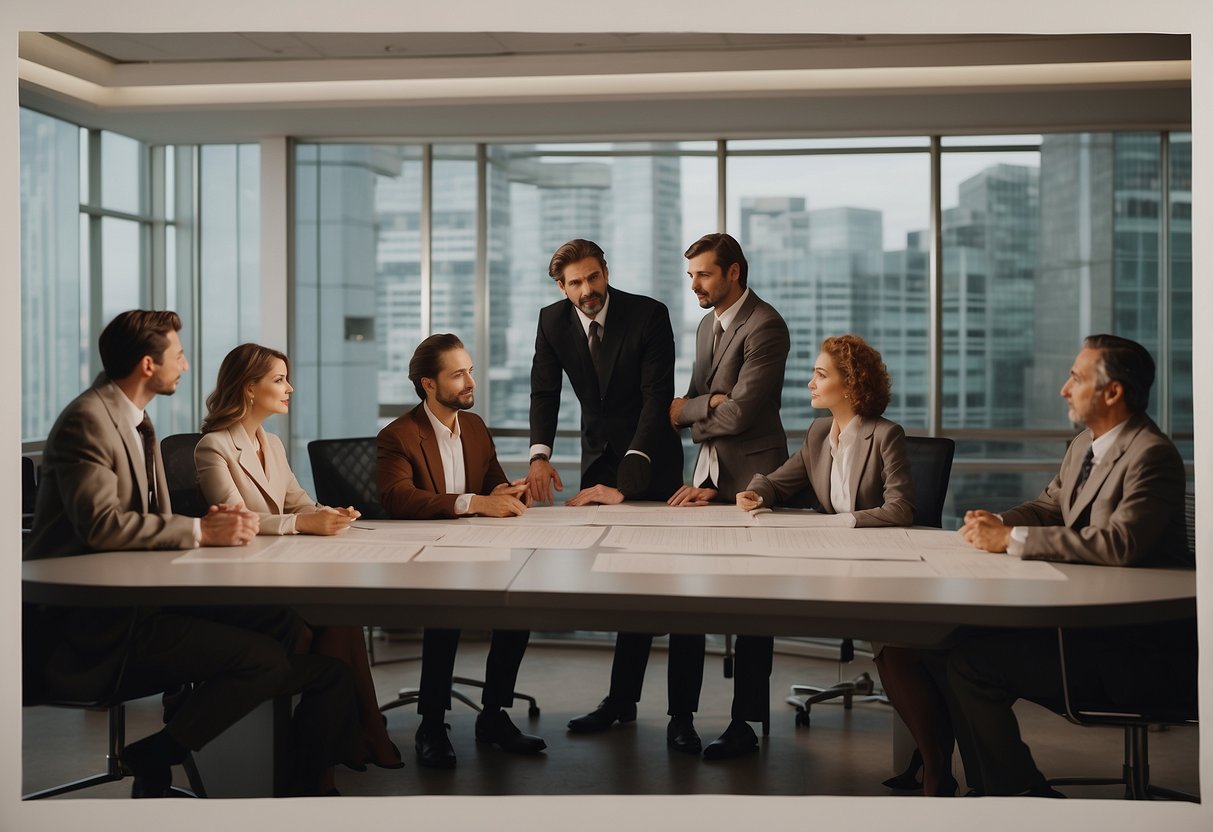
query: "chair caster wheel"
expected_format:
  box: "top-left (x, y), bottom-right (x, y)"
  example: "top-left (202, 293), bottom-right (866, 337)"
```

top-left (528, 706), bottom-right (541, 717)
top-left (795, 711), bottom-right (811, 728)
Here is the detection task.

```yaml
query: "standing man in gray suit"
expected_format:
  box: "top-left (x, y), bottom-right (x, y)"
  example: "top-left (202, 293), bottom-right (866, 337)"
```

top-left (948, 334), bottom-right (1194, 795)
top-left (25, 310), bottom-right (361, 797)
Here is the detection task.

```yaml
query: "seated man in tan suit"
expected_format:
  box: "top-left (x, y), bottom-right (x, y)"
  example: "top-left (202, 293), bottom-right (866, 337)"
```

top-left (377, 333), bottom-right (543, 769)
top-left (25, 310), bottom-right (361, 797)
top-left (950, 334), bottom-right (1194, 796)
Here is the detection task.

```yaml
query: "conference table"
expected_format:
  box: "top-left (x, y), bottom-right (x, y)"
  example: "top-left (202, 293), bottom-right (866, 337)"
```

top-left (22, 511), bottom-right (1196, 797)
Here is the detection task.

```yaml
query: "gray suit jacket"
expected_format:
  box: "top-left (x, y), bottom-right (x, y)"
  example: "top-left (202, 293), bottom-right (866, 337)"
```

top-left (1000, 413), bottom-right (1189, 567)
top-left (25, 374), bottom-right (197, 560)
top-left (195, 423), bottom-right (319, 535)
top-left (745, 415), bottom-right (915, 528)
top-left (680, 291), bottom-right (790, 500)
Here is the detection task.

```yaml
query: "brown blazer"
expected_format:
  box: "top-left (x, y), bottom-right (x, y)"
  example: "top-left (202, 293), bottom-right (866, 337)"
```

top-left (195, 423), bottom-right (320, 535)
top-left (1000, 413), bottom-right (1190, 567)
top-left (745, 415), bottom-right (914, 528)
top-left (377, 404), bottom-right (508, 519)
top-left (25, 374), bottom-right (197, 560)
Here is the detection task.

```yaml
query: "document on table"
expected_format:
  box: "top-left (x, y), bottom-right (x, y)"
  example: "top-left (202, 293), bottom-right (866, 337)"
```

top-left (173, 546), bottom-right (260, 563)
top-left (593, 504), bottom-right (756, 527)
top-left (465, 506), bottom-right (600, 526)
top-left (752, 510), bottom-right (856, 528)
top-left (601, 525), bottom-right (922, 561)
top-left (341, 525), bottom-right (453, 543)
top-left (434, 525), bottom-right (605, 549)
top-left (920, 549), bottom-right (1067, 580)
top-left (250, 539), bottom-right (423, 563)
top-left (592, 551), bottom-right (934, 578)
top-left (414, 546), bottom-right (512, 562)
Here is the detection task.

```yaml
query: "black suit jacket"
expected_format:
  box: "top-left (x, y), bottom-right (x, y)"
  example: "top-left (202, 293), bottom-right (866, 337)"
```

top-left (529, 286), bottom-right (683, 500)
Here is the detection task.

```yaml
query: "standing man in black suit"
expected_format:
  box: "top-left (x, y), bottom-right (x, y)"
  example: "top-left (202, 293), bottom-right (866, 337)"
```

top-left (526, 238), bottom-right (683, 506)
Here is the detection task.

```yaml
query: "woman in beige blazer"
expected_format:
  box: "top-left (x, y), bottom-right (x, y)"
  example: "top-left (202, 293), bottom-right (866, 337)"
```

top-left (197, 343), bottom-right (403, 772)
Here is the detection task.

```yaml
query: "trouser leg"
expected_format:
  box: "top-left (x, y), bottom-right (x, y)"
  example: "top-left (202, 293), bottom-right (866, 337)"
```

top-left (731, 635), bottom-right (773, 723)
top-left (945, 629), bottom-right (1063, 795)
top-left (418, 628), bottom-right (460, 716)
top-left (286, 652), bottom-right (362, 777)
top-left (608, 633), bottom-right (654, 703)
top-left (482, 629), bottom-right (531, 708)
top-left (666, 634), bottom-right (705, 715)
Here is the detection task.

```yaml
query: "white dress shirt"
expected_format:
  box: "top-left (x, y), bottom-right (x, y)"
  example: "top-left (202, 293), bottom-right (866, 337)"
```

top-left (828, 417), bottom-right (861, 517)
top-left (423, 401), bottom-right (474, 515)
top-left (110, 382), bottom-right (201, 541)
top-left (692, 288), bottom-right (751, 488)
top-left (1007, 418), bottom-right (1129, 555)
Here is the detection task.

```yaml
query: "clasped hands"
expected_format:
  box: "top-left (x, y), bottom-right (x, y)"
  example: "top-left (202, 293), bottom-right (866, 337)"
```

top-left (959, 509), bottom-right (1012, 553)
top-left (199, 502), bottom-right (259, 546)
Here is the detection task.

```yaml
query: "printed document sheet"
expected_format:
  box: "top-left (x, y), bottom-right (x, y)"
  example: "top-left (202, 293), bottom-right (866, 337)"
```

top-left (434, 525), bottom-right (605, 550)
top-left (414, 546), bottom-right (512, 562)
top-left (601, 525), bottom-right (922, 560)
top-left (342, 525), bottom-right (453, 543)
top-left (466, 506), bottom-right (600, 526)
top-left (592, 552), bottom-right (934, 578)
top-left (593, 504), bottom-right (755, 527)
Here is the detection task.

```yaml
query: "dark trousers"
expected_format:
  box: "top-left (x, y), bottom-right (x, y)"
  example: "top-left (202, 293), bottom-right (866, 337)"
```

top-left (944, 621), bottom-right (1198, 796)
top-left (418, 628), bottom-right (530, 715)
top-left (116, 606), bottom-right (361, 777)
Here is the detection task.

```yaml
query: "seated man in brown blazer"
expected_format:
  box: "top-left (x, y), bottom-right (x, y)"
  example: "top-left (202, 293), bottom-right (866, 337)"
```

top-left (25, 310), bottom-right (361, 797)
top-left (377, 333), bottom-right (544, 768)
top-left (951, 334), bottom-right (1194, 796)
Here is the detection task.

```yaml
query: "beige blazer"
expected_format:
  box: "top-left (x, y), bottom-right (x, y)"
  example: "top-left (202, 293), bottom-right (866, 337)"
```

top-left (25, 374), bottom-right (197, 560)
top-left (1000, 413), bottom-right (1190, 567)
top-left (745, 415), bottom-right (914, 528)
top-left (195, 423), bottom-right (319, 535)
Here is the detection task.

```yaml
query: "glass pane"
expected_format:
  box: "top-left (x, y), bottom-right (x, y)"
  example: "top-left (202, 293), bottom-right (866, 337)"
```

top-left (941, 134), bottom-right (1042, 148)
top-left (430, 146), bottom-right (476, 340)
top-left (1170, 132), bottom-right (1192, 439)
top-left (100, 130), bottom-right (145, 215)
top-left (100, 216), bottom-right (143, 325)
top-left (20, 108), bottom-right (84, 441)
top-left (727, 152), bottom-right (931, 434)
top-left (940, 149), bottom-right (1040, 429)
top-left (293, 144), bottom-right (423, 493)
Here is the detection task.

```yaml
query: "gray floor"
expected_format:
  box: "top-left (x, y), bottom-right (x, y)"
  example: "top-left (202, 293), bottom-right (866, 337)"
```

top-left (22, 634), bottom-right (1200, 800)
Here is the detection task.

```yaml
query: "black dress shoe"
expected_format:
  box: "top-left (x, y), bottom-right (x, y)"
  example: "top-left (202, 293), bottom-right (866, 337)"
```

top-left (475, 709), bottom-right (546, 755)
top-left (415, 721), bottom-right (456, 769)
top-left (567, 697), bottom-right (638, 734)
top-left (666, 713), bottom-right (702, 754)
top-left (702, 719), bottom-right (759, 760)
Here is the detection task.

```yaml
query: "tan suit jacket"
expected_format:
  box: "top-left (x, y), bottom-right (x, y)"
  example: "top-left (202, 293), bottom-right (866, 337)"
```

top-left (377, 404), bottom-right (508, 519)
top-left (746, 415), bottom-right (914, 528)
top-left (195, 424), bottom-right (319, 535)
top-left (680, 291), bottom-right (790, 500)
top-left (1000, 413), bottom-right (1189, 567)
top-left (25, 374), bottom-right (197, 560)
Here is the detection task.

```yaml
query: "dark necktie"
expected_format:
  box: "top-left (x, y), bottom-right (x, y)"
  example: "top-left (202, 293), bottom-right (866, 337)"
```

top-left (712, 320), bottom-right (724, 359)
top-left (588, 320), bottom-right (602, 371)
top-left (1074, 446), bottom-right (1095, 495)
top-left (136, 413), bottom-right (160, 514)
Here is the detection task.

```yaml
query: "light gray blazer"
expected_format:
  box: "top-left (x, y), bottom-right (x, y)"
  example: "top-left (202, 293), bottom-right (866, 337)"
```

top-left (746, 415), bottom-right (915, 528)
top-left (1000, 413), bottom-right (1190, 567)
top-left (679, 291), bottom-right (790, 500)
top-left (25, 374), bottom-right (197, 560)
top-left (195, 423), bottom-right (320, 535)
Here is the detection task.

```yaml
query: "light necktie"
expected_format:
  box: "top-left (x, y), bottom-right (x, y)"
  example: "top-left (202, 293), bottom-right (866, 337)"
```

top-left (136, 413), bottom-right (160, 514)
top-left (588, 320), bottom-right (602, 371)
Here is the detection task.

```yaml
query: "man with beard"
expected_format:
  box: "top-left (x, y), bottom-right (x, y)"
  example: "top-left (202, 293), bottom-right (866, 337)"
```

top-left (377, 333), bottom-right (543, 769)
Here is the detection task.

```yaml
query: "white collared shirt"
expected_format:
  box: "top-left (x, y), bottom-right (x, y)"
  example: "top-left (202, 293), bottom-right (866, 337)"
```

top-left (828, 417), bottom-right (861, 514)
top-left (692, 289), bottom-right (751, 489)
top-left (1007, 417), bottom-right (1130, 554)
top-left (423, 401), bottom-right (474, 515)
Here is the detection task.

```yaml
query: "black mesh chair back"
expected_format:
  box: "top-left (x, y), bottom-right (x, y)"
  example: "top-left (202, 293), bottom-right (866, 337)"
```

top-left (307, 437), bottom-right (387, 520)
top-left (1184, 492), bottom-right (1195, 558)
top-left (160, 433), bottom-right (208, 518)
top-left (22, 455), bottom-right (37, 530)
top-left (904, 436), bottom-right (956, 529)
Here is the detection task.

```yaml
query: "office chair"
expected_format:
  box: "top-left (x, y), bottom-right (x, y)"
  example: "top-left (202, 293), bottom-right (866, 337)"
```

top-left (160, 432), bottom-right (208, 518)
top-left (787, 436), bottom-right (956, 727)
top-left (22, 606), bottom-right (203, 799)
top-left (1045, 491), bottom-right (1199, 800)
top-left (22, 455), bottom-right (37, 531)
top-left (307, 438), bottom-right (540, 716)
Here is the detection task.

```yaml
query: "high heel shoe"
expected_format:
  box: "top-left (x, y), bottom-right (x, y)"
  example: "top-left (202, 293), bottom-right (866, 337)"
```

top-left (882, 748), bottom-right (923, 790)
top-left (930, 774), bottom-right (958, 797)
